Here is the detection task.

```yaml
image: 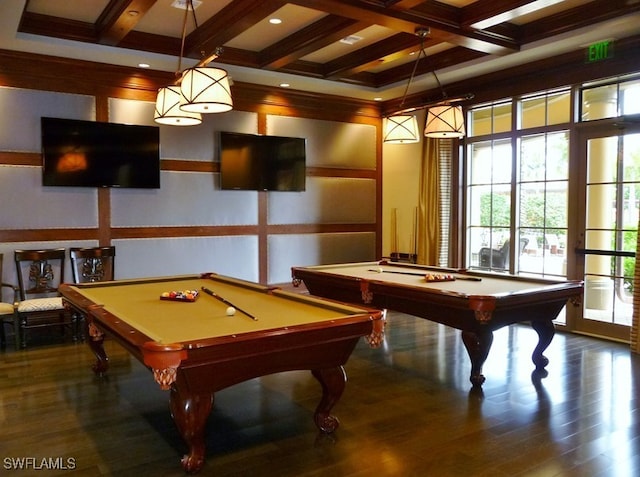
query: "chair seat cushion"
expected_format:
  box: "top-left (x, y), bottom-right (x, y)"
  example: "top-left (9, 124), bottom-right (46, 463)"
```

top-left (17, 297), bottom-right (63, 313)
top-left (0, 302), bottom-right (14, 315)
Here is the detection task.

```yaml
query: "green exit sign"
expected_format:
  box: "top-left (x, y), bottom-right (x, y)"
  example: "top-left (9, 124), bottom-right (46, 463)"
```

top-left (586, 40), bottom-right (614, 63)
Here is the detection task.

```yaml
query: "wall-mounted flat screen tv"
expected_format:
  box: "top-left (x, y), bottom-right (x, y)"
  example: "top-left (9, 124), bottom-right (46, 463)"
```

top-left (41, 117), bottom-right (161, 189)
top-left (219, 131), bottom-right (306, 191)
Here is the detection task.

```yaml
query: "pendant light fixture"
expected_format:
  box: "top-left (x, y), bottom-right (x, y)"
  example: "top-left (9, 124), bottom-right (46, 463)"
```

top-left (383, 28), bottom-right (470, 142)
top-left (423, 70), bottom-right (465, 138)
top-left (179, 66), bottom-right (233, 113)
top-left (155, 85), bottom-right (202, 126)
top-left (383, 28), bottom-right (430, 144)
top-left (154, 0), bottom-right (232, 126)
top-left (424, 104), bottom-right (465, 138)
top-left (383, 115), bottom-right (420, 143)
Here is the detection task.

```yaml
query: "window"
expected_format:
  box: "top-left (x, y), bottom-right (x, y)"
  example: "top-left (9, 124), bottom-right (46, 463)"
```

top-left (467, 139), bottom-right (512, 269)
top-left (466, 90), bottom-right (571, 276)
top-left (580, 75), bottom-right (640, 120)
top-left (519, 90), bottom-right (570, 129)
top-left (468, 102), bottom-right (511, 137)
top-left (518, 131), bottom-right (569, 278)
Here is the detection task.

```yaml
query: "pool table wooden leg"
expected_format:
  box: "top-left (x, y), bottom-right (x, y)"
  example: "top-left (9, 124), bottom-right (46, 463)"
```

top-left (169, 383), bottom-right (214, 474)
top-left (311, 366), bottom-right (346, 433)
top-left (530, 319), bottom-right (554, 371)
top-left (461, 329), bottom-right (493, 387)
top-left (86, 321), bottom-right (109, 375)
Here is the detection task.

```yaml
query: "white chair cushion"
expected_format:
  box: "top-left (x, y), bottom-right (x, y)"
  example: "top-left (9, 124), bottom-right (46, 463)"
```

top-left (0, 302), bottom-right (14, 315)
top-left (17, 297), bottom-right (64, 313)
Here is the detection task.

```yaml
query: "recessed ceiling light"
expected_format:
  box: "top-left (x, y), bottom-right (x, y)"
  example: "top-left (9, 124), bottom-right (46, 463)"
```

top-left (280, 83), bottom-right (290, 88)
top-left (138, 63), bottom-right (150, 68)
top-left (374, 97), bottom-right (383, 101)
top-left (269, 18), bottom-right (282, 25)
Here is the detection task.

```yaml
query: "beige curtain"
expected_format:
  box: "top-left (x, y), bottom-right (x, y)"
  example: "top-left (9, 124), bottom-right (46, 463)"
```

top-left (416, 137), bottom-right (440, 265)
top-left (631, 210), bottom-right (640, 353)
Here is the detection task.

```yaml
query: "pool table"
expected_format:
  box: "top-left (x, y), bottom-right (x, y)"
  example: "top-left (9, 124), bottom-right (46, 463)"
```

top-left (291, 261), bottom-right (583, 387)
top-left (59, 273), bottom-right (384, 474)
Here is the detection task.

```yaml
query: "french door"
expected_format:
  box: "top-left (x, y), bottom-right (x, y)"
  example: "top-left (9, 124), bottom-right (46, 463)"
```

top-left (571, 123), bottom-right (640, 341)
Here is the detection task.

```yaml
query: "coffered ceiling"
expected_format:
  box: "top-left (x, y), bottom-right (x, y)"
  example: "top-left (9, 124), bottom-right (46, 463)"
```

top-left (2, 0), bottom-right (640, 103)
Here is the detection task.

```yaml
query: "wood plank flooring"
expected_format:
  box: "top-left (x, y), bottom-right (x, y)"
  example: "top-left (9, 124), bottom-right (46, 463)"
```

top-left (1, 312), bottom-right (639, 476)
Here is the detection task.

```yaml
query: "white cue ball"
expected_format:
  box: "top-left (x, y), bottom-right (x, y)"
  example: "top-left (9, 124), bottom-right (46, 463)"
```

top-left (226, 306), bottom-right (236, 316)
top-left (377, 267), bottom-right (383, 273)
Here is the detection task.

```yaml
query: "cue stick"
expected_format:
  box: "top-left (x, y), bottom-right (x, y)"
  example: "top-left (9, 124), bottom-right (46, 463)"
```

top-left (200, 286), bottom-right (259, 321)
top-left (391, 208), bottom-right (398, 256)
top-left (412, 206), bottom-right (417, 263)
top-left (367, 269), bottom-right (482, 281)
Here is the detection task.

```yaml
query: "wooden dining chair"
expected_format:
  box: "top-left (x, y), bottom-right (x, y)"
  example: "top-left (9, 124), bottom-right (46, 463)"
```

top-left (14, 248), bottom-right (71, 348)
top-left (0, 253), bottom-right (19, 349)
top-left (69, 246), bottom-right (116, 283)
top-left (69, 246), bottom-right (115, 341)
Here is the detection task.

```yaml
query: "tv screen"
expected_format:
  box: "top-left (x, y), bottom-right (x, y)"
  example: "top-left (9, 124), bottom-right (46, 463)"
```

top-left (219, 132), bottom-right (306, 191)
top-left (41, 117), bottom-right (160, 189)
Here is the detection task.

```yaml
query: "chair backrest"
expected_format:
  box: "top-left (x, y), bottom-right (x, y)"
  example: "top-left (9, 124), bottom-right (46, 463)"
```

top-left (499, 239), bottom-right (510, 256)
top-left (14, 248), bottom-right (66, 300)
top-left (0, 253), bottom-right (5, 302)
top-left (0, 253), bottom-right (17, 304)
top-left (69, 246), bottom-right (115, 283)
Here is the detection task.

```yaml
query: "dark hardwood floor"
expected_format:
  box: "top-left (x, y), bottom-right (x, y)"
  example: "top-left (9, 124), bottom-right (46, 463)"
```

top-left (1, 312), bottom-right (639, 476)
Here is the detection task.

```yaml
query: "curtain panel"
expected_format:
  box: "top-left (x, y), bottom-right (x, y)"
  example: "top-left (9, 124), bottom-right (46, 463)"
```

top-left (632, 209), bottom-right (640, 353)
top-left (417, 137), bottom-right (440, 265)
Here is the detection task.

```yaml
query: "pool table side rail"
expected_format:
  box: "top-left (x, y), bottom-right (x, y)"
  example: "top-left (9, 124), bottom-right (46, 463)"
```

top-left (61, 289), bottom-right (383, 347)
top-left (291, 266), bottom-right (583, 305)
top-left (290, 266), bottom-right (584, 328)
top-left (294, 261), bottom-right (585, 286)
top-left (60, 280), bottom-right (385, 357)
top-left (365, 278), bottom-right (585, 308)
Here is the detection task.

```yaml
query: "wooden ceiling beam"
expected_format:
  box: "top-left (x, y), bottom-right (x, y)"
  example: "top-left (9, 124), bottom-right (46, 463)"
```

top-left (18, 12), bottom-right (97, 43)
top-left (289, 0), bottom-right (519, 54)
top-left (259, 16), bottom-right (368, 70)
top-left (519, 0), bottom-right (640, 42)
top-left (460, 0), bottom-right (552, 29)
top-left (97, 0), bottom-right (159, 46)
top-left (323, 32), bottom-right (430, 79)
top-left (185, 0), bottom-right (287, 59)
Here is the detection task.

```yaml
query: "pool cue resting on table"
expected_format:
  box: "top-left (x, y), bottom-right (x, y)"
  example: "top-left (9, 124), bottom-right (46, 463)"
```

top-left (201, 286), bottom-right (259, 320)
top-left (368, 268), bottom-right (482, 281)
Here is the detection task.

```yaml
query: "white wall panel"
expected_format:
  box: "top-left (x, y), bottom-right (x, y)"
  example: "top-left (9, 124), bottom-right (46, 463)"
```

top-left (268, 177), bottom-right (375, 224)
top-left (108, 97), bottom-right (156, 126)
top-left (0, 165), bottom-right (98, 229)
top-left (111, 172), bottom-right (258, 227)
top-left (267, 232), bottom-right (376, 284)
top-left (267, 116), bottom-right (376, 169)
top-left (113, 236), bottom-right (259, 282)
top-left (0, 87), bottom-right (94, 152)
top-left (109, 98), bottom-right (258, 162)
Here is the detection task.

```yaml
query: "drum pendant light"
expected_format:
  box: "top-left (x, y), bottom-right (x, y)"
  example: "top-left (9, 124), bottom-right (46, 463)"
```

top-left (424, 104), bottom-right (465, 138)
top-left (179, 66), bottom-right (233, 113)
top-left (154, 0), bottom-right (231, 125)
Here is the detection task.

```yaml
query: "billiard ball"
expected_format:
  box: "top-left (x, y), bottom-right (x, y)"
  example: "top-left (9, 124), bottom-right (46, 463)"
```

top-left (226, 306), bottom-right (236, 316)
